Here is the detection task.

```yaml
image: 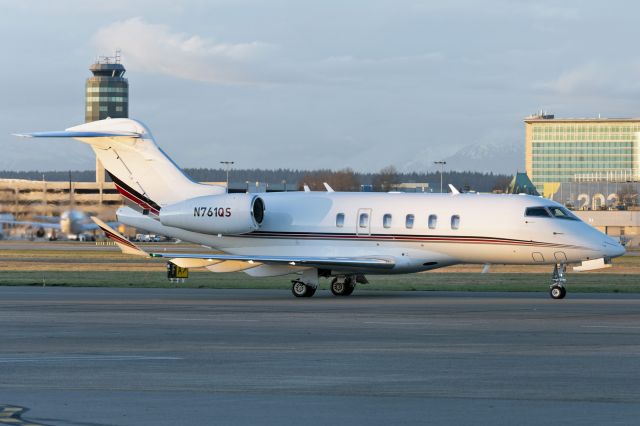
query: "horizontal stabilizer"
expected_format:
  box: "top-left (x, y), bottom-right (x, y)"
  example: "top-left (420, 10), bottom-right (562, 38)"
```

top-left (14, 130), bottom-right (141, 138)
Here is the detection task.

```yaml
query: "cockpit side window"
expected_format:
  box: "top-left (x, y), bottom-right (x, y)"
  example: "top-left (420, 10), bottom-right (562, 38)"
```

top-left (547, 206), bottom-right (580, 221)
top-left (525, 207), bottom-right (551, 218)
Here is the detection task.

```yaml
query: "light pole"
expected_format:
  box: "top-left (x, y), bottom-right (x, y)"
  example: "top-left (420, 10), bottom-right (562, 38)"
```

top-left (434, 161), bottom-right (446, 193)
top-left (220, 161), bottom-right (234, 193)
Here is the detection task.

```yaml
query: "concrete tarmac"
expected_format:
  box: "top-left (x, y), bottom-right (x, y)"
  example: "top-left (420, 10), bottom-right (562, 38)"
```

top-left (0, 287), bottom-right (639, 425)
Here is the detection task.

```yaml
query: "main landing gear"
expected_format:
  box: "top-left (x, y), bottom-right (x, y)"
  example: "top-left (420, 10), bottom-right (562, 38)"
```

top-left (549, 263), bottom-right (567, 300)
top-left (291, 279), bottom-right (316, 297)
top-left (330, 276), bottom-right (355, 296)
top-left (290, 271), bottom-right (367, 298)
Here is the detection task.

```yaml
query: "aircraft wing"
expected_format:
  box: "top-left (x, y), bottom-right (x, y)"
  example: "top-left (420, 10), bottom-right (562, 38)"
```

top-left (91, 217), bottom-right (395, 271)
top-left (0, 219), bottom-right (61, 230)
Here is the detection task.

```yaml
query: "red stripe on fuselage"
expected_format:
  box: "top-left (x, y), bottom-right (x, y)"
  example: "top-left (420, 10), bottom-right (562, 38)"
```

top-left (237, 231), bottom-right (582, 249)
top-left (114, 184), bottom-right (160, 216)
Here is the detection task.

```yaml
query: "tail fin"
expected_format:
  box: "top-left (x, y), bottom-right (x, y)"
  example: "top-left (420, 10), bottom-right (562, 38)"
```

top-left (18, 118), bottom-right (224, 213)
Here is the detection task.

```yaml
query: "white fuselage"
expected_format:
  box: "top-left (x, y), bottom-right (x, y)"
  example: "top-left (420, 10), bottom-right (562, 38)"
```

top-left (118, 191), bottom-right (624, 274)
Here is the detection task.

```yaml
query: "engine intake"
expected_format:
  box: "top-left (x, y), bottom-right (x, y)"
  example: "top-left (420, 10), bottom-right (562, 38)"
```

top-left (160, 194), bottom-right (264, 235)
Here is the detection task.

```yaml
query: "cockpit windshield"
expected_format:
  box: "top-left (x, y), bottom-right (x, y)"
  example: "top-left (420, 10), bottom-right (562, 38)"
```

top-left (547, 206), bottom-right (580, 220)
top-left (525, 207), bottom-right (550, 217)
top-left (525, 206), bottom-right (580, 221)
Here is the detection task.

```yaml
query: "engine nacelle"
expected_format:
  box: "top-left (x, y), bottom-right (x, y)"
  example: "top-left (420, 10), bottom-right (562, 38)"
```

top-left (159, 194), bottom-right (264, 235)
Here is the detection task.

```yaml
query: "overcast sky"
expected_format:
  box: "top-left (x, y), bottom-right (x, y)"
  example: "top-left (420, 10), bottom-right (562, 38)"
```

top-left (1, 0), bottom-right (639, 173)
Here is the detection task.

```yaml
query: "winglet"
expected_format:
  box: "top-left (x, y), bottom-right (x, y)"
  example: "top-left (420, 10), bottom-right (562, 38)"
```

top-left (91, 216), bottom-right (149, 257)
top-left (303, 185), bottom-right (311, 192)
top-left (448, 184), bottom-right (460, 195)
top-left (323, 182), bottom-right (335, 192)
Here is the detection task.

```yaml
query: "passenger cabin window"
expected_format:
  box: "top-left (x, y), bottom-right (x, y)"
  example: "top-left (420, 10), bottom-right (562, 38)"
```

top-left (359, 213), bottom-right (369, 228)
top-left (383, 214), bottom-right (392, 229)
top-left (428, 214), bottom-right (437, 229)
top-left (405, 214), bottom-right (415, 229)
top-left (451, 215), bottom-right (460, 230)
top-left (548, 206), bottom-right (579, 221)
top-left (525, 207), bottom-right (551, 217)
top-left (336, 213), bottom-right (345, 228)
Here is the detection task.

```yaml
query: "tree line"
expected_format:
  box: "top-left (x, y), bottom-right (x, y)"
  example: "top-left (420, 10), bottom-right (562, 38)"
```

top-left (0, 167), bottom-right (513, 193)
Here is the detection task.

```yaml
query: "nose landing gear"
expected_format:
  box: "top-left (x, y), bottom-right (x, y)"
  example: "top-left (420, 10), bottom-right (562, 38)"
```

top-left (549, 263), bottom-right (567, 299)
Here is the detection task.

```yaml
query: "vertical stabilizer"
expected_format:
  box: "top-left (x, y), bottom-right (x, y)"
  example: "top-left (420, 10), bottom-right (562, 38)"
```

top-left (21, 118), bottom-right (225, 213)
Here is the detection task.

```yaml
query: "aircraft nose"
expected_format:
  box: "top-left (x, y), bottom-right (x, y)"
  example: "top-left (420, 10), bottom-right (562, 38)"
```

top-left (603, 237), bottom-right (626, 258)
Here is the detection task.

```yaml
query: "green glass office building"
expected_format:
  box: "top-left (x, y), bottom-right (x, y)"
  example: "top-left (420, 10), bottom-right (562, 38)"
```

top-left (525, 115), bottom-right (640, 196)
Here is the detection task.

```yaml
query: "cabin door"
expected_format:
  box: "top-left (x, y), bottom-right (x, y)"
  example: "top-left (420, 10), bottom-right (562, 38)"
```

top-left (356, 208), bottom-right (372, 236)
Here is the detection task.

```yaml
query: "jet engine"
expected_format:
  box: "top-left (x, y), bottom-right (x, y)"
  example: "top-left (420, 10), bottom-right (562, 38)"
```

top-left (159, 194), bottom-right (264, 235)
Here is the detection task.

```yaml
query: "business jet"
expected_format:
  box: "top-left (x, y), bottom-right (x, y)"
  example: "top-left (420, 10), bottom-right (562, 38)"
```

top-left (0, 178), bottom-right (117, 240)
top-left (16, 118), bottom-right (625, 299)
top-left (0, 206), bottom-right (119, 240)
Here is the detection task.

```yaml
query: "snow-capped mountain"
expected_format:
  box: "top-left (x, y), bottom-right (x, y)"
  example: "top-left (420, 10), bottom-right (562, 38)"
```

top-left (436, 143), bottom-right (525, 174)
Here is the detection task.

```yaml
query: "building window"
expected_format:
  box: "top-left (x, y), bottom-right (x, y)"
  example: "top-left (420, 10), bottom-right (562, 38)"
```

top-left (359, 213), bottom-right (369, 228)
top-left (99, 106), bottom-right (108, 112)
top-left (86, 106), bottom-right (92, 111)
top-left (336, 213), bottom-right (345, 228)
top-left (451, 215), bottom-right (460, 230)
top-left (383, 214), bottom-right (392, 228)
top-left (115, 106), bottom-right (123, 112)
top-left (428, 214), bottom-right (437, 229)
top-left (405, 214), bottom-right (414, 229)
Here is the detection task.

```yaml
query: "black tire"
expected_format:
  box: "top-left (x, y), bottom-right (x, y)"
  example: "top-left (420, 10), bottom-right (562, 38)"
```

top-left (550, 285), bottom-right (566, 300)
top-left (292, 281), bottom-right (316, 298)
top-left (330, 278), bottom-right (355, 296)
top-left (343, 283), bottom-right (355, 296)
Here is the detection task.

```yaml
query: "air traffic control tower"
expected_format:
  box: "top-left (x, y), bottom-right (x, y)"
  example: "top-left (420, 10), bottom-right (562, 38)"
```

top-left (85, 52), bottom-right (128, 121)
top-left (85, 52), bottom-right (129, 183)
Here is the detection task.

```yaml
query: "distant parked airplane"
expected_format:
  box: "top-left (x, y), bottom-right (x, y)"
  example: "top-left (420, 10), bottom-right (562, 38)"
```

top-left (16, 118), bottom-right (625, 298)
top-left (0, 174), bottom-right (117, 240)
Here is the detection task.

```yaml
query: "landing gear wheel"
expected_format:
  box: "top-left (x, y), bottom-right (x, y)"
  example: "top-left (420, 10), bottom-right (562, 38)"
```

top-left (291, 280), bottom-right (316, 298)
top-left (330, 277), bottom-right (355, 296)
top-left (549, 285), bottom-right (566, 300)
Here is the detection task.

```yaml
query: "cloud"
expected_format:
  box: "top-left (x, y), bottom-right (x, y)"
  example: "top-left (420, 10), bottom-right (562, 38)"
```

top-left (535, 62), bottom-right (640, 98)
top-left (92, 17), bottom-right (276, 85)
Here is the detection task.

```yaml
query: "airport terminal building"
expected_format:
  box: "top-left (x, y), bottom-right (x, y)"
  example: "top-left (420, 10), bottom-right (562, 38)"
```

top-left (525, 113), bottom-right (640, 246)
top-left (525, 114), bottom-right (640, 195)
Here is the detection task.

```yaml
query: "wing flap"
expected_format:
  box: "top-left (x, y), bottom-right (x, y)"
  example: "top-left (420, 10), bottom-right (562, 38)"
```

top-left (149, 252), bottom-right (395, 270)
top-left (0, 220), bottom-right (61, 230)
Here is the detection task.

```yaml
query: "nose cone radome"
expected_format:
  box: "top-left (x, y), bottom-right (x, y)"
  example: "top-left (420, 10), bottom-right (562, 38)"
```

top-left (603, 236), bottom-right (626, 259)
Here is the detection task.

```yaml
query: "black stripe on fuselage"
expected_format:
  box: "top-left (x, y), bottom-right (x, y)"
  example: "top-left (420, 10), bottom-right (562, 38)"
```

top-left (106, 170), bottom-right (162, 214)
top-left (236, 230), bottom-right (582, 249)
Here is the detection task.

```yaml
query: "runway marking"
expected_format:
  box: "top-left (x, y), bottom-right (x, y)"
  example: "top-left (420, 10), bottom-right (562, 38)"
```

top-left (0, 405), bottom-right (49, 426)
top-left (582, 325), bottom-right (640, 330)
top-left (363, 321), bottom-right (473, 326)
top-left (0, 355), bottom-right (181, 364)
top-left (157, 317), bottom-right (259, 322)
